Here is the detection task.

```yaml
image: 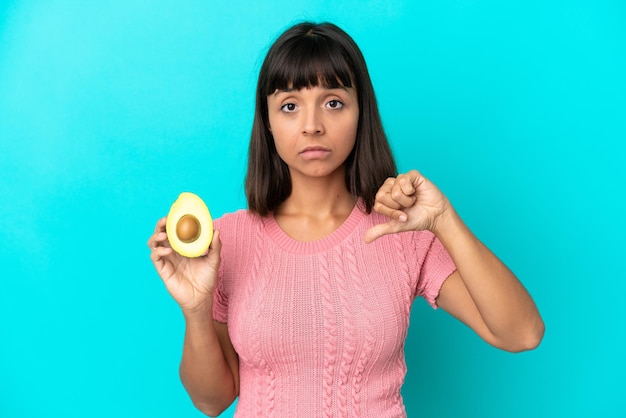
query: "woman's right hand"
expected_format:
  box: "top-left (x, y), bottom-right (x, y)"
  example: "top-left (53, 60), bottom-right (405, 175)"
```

top-left (147, 217), bottom-right (222, 315)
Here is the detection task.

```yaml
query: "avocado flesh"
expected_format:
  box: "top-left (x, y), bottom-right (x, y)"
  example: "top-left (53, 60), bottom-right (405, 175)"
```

top-left (166, 192), bottom-right (213, 257)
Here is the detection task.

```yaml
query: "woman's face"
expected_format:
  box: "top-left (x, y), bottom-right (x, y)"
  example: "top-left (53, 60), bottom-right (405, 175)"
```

top-left (267, 85), bottom-right (359, 181)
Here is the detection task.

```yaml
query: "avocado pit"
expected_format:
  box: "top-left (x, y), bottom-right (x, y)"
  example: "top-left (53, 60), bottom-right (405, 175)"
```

top-left (176, 214), bottom-right (201, 243)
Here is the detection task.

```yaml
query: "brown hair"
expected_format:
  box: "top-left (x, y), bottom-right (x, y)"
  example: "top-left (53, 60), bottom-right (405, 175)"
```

top-left (245, 22), bottom-right (396, 215)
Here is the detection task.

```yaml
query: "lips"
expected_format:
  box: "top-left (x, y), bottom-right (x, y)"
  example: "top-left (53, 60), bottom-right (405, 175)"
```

top-left (299, 146), bottom-right (331, 160)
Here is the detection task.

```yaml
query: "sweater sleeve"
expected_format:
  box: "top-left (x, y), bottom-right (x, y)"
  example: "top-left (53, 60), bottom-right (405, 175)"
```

top-left (413, 231), bottom-right (457, 309)
top-left (210, 210), bottom-right (259, 323)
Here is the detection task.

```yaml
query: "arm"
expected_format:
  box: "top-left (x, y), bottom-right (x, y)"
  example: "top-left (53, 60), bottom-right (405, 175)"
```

top-left (365, 170), bottom-right (544, 352)
top-left (180, 314), bottom-right (240, 416)
top-left (148, 219), bottom-right (240, 415)
top-left (433, 207), bottom-right (544, 352)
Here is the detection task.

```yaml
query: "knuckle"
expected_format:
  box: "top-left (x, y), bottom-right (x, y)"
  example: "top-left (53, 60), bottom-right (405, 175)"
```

top-left (398, 175), bottom-right (411, 186)
top-left (390, 188), bottom-right (404, 200)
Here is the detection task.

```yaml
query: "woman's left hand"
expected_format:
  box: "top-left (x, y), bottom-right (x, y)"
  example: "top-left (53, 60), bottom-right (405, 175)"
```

top-left (364, 169), bottom-right (451, 243)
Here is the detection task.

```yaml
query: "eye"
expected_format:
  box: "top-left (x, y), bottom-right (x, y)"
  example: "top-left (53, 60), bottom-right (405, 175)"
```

top-left (280, 103), bottom-right (297, 112)
top-left (326, 99), bottom-right (344, 109)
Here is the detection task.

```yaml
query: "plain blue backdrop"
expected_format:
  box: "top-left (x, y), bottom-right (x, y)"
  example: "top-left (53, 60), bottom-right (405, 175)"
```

top-left (1, 1), bottom-right (624, 417)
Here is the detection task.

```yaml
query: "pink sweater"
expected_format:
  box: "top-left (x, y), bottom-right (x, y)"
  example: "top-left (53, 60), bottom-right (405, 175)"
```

top-left (213, 200), bottom-right (456, 417)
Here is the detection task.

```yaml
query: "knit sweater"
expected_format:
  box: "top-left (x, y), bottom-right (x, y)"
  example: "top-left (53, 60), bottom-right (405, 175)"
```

top-left (213, 200), bottom-right (456, 417)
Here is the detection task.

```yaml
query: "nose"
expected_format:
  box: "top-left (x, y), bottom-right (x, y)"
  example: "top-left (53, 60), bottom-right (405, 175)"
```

top-left (301, 107), bottom-right (324, 136)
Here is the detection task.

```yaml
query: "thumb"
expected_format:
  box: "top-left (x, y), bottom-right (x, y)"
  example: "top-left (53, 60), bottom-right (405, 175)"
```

top-left (364, 221), bottom-right (397, 244)
top-left (205, 229), bottom-right (222, 269)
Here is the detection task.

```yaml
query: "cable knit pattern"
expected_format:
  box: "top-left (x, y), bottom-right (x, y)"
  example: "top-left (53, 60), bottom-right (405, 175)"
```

top-left (319, 252), bottom-right (337, 417)
top-left (335, 245), bottom-right (356, 416)
top-left (247, 220), bottom-right (275, 416)
top-left (212, 200), bottom-right (456, 417)
top-left (391, 233), bottom-right (413, 413)
top-left (347, 239), bottom-right (373, 417)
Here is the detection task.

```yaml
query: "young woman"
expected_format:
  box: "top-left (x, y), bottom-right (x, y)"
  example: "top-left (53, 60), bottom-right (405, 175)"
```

top-left (148, 22), bottom-right (544, 417)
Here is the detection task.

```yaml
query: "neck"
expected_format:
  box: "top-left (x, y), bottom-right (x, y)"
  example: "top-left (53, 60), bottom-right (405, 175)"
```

top-left (277, 169), bottom-right (356, 219)
top-left (274, 171), bottom-right (358, 242)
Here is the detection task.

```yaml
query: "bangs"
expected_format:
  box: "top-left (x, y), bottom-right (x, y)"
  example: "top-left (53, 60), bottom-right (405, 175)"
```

top-left (263, 33), bottom-right (355, 95)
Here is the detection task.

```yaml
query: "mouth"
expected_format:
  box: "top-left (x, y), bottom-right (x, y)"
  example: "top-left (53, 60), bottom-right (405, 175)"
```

top-left (299, 146), bottom-right (331, 160)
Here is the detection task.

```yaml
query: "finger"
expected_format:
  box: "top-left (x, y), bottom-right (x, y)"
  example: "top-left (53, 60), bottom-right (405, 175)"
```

top-left (147, 231), bottom-right (171, 250)
top-left (397, 173), bottom-right (418, 197)
top-left (150, 245), bottom-right (173, 272)
top-left (390, 174), bottom-right (417, 207)
top-left (406, 169), bottom-right (422, 185)
top-left (148, 217), bottom-right (168, 248)
top-left (389, 184), bottom-right (416, 208)
top-left (154, 217), bottom-right (167, 233)
top-left (150, 245), bottom-right (173, 262)
top-left (374, 178), bottom-right (404, 214)
top-left (373, 200), bottom-right (408, 222)
top-left (157, 231), bottom-right (172, 248)
top-left (147, 234), bottom-right (159, 250)
top-left (377, 176), bottom-right (414, 211)
top-left (376, 187), bottom-right (403, 210)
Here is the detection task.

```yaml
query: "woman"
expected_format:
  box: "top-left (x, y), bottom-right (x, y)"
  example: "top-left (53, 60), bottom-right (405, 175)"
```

top-left (148, 22), bottom-right (544, 417)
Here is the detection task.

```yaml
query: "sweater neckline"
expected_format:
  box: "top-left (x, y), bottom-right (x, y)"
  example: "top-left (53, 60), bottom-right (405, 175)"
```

top-left (264, 199), bottom-right (367, 254)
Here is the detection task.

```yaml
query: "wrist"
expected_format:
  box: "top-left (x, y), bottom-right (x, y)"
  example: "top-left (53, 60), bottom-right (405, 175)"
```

top-left (182, 298), bottom-right (214, 322)
top-left (431, 203), bottom-right (463, 242)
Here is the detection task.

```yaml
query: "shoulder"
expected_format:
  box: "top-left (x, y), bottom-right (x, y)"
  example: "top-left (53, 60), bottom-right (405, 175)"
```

top-left (214, 209), bottom-right (266, 244)
top-left (214, 208), bottom-right (266, 228)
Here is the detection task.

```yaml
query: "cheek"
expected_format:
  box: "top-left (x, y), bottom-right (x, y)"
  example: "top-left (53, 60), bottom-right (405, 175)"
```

top-left (342, 113), bottom-right (359, 144)
top-left (271, 130), bottom-right (292, 162)
top-left (269, 118), bottom-right (298, 147)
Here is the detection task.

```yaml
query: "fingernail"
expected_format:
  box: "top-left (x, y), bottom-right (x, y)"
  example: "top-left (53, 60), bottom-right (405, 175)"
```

top-left (399, 214), bottom-right (407, 222)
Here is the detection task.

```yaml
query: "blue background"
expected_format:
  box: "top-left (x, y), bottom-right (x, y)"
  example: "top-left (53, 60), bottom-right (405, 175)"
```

top-left (1, 1), bottom-right (624, 417)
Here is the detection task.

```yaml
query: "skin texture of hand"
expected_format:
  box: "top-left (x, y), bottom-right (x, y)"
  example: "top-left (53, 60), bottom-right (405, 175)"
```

top-left (148, 217), bottom-right (222, 315)
top-left (365, 170), bottom-right (450, 243)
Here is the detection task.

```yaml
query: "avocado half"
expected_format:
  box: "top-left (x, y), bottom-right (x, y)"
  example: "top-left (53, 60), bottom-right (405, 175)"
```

top-left (166, 192), bottom-right (213, 257)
